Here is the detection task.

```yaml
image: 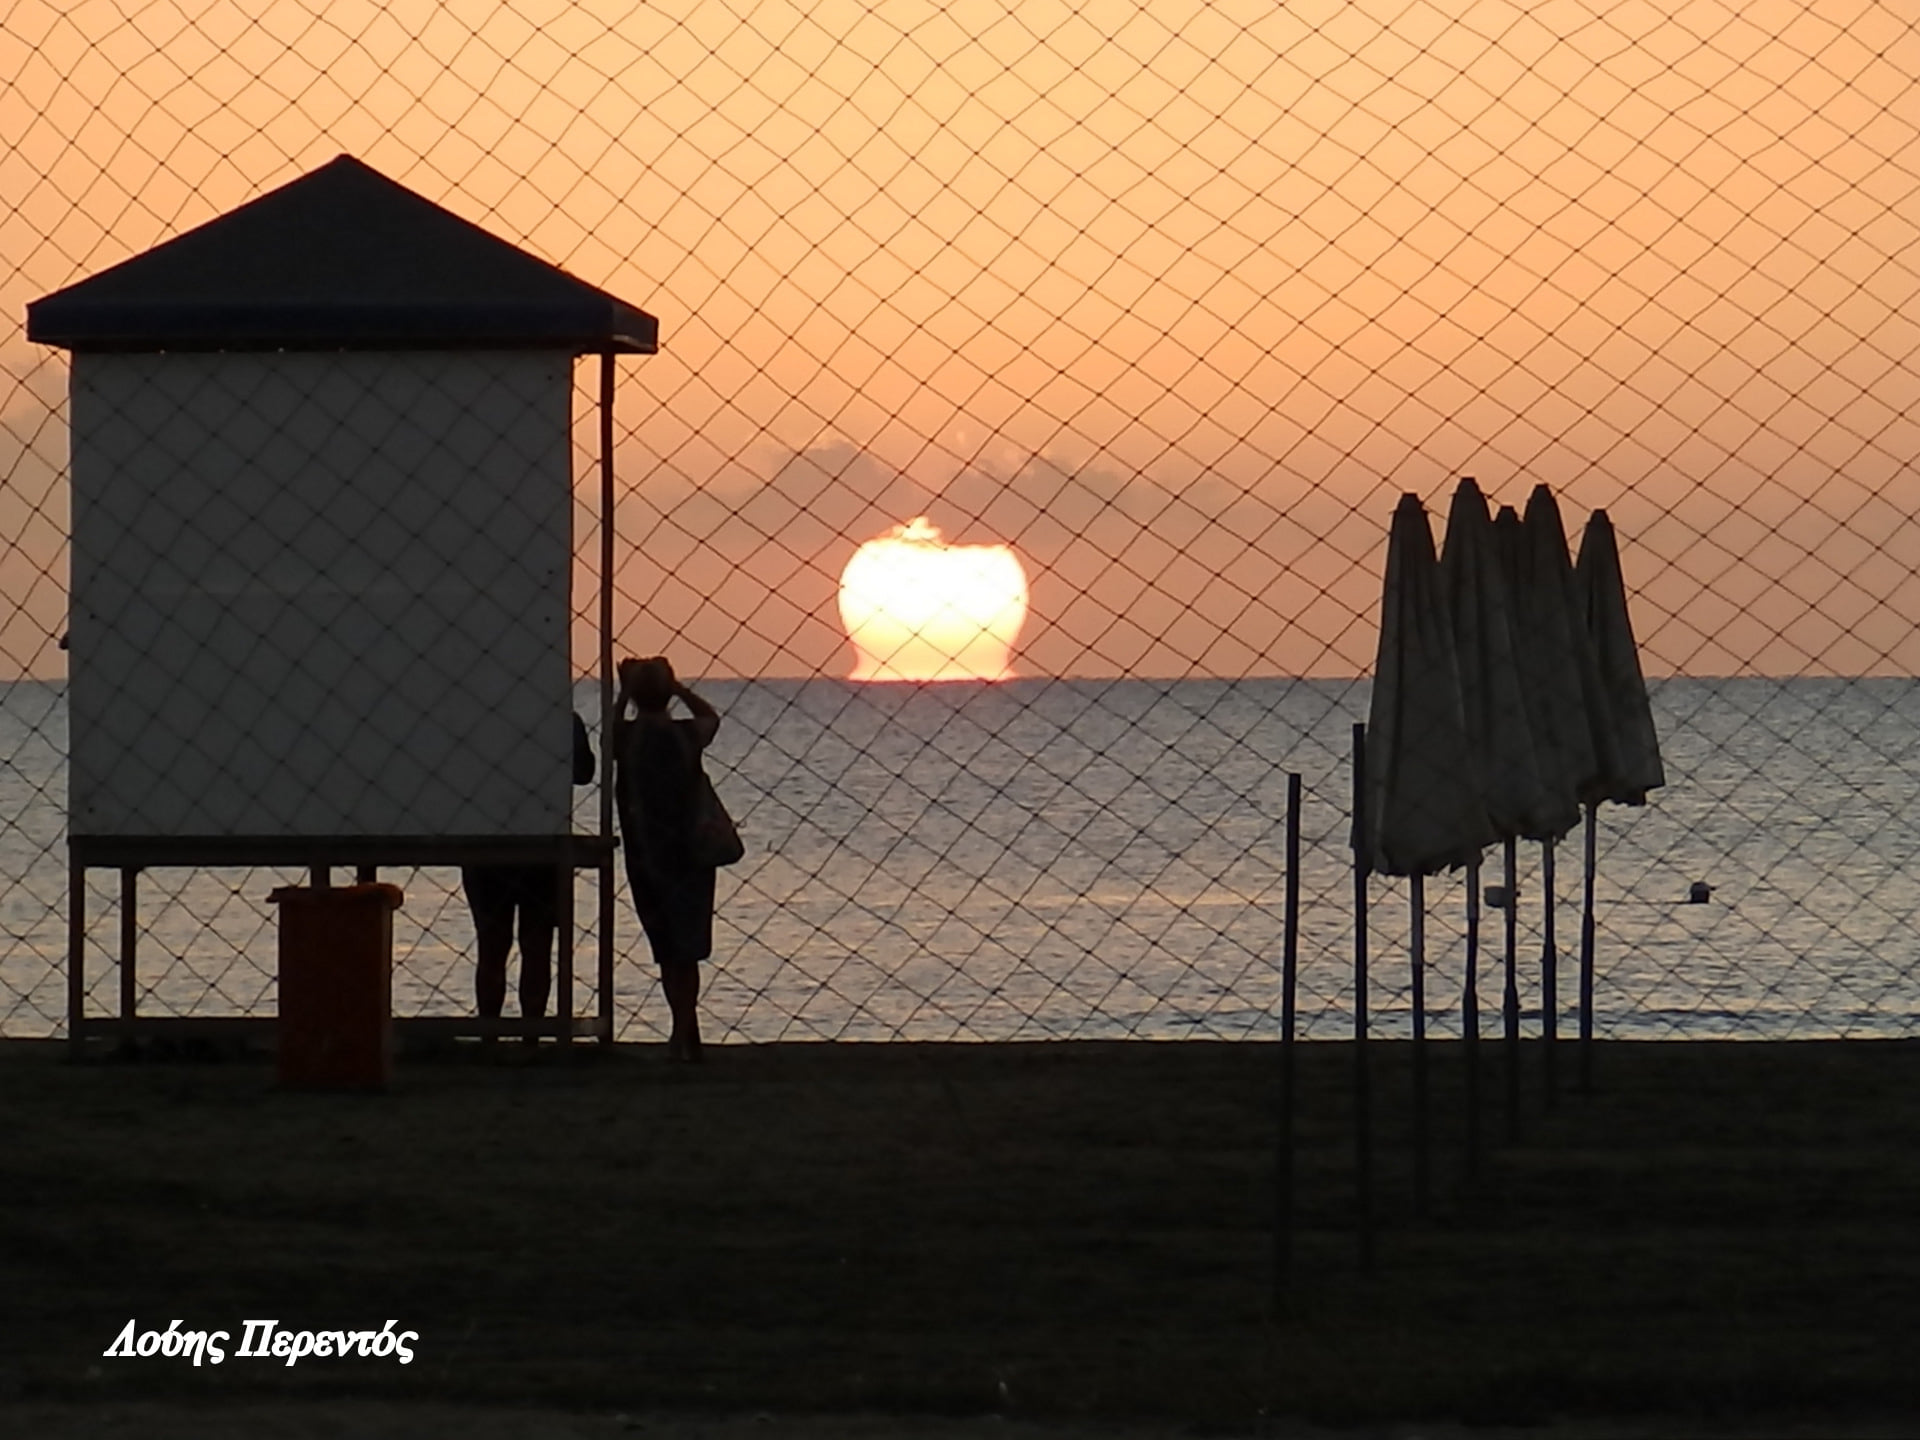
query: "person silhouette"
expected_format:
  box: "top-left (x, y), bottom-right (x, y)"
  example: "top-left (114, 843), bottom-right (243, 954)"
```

top-left (613, 656), bottom-right (722, 1062)
top-left (461, 712), bottom-right (595, 1041)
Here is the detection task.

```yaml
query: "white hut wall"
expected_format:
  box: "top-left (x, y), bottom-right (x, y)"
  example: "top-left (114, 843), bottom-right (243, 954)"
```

top-left (69, 350), bottom-right (573, 839)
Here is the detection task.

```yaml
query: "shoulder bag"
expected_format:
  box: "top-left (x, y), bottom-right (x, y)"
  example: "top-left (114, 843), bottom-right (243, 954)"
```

top-left (690, 765), bottom-right (745, 868)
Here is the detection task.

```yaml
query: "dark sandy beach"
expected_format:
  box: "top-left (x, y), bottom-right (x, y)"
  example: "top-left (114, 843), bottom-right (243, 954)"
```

top-left (4, 1037), bottom-right (1918, 1437)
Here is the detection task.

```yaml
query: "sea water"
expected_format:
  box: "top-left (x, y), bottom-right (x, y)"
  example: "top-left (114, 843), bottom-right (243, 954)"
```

top-left (3, 676), bottom-right (1916, 1042)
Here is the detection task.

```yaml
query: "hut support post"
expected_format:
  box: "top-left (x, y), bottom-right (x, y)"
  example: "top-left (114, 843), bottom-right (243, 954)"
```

top-left (598, 352), bottom-right (618, 1045)
top-left (554, 852), bottom-right (575, 1050)
top-left (1274, 772), bottom-right (1301, 1313)
top-left (1351, 722), bottom-right (1373, 1271)
top-left (119, 867), bottom-right (138, 1037)
top-left (67, 856), bottom-right (85, 1057)
top-left (597, 858), bottom-right (615, 1043)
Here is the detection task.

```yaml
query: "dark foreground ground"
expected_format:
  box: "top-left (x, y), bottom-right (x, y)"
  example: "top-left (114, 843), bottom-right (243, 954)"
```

top-left (3, 1036), bottom-right (1918, 1437)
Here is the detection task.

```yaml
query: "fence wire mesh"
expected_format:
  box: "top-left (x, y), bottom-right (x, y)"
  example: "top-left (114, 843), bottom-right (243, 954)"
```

top-left (2, 0), bottom-right (1917, 1044)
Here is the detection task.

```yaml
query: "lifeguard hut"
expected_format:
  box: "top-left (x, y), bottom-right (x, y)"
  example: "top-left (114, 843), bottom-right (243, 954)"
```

top-left (28, 155), bottom-right (656, 1056)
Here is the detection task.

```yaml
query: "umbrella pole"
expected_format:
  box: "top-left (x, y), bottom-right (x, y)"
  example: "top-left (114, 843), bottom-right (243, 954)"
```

top-left (1274, 773), bottom-right (1302, 1314)
top-left (1410, 871), bottom-right (1429, 1216)
top-left (1542, 836), bottom-right (1557, 1111)
top-left (1503, 835), bottom-right (1521, 1145)
top-left (1352, 722), bottom-right (1374, 1271)
top-left (1580, 801), bottom-right (1598, 1096)
top-left (1463, 856), bottom-right (1481, 1176)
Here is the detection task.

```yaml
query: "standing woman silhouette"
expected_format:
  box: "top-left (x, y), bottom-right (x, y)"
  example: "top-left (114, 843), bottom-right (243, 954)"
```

top-left (613, 656), bottom-right (722, 1061)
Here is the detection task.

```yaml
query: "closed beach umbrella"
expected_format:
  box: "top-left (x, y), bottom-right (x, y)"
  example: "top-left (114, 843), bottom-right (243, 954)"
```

top-left (1440, 480), bottom-right (1545, 839)
top-left (1572, 509), bottom-right (1667, 1091)
top-left (1366, 492), bottom-right (1491, 1212)
top-left (1438, 478), bottom-right (1537, 1154)
top-left (1576, 509), bottom-right (1666, 807)
top-left (1515, 484), bottom-right (1601, 836)
top-left (1366, 493), bottom-right (1491, 879)
top-left (1512, 484), bottom-right (1607, 1098)
top-left (1490, 502), bottom-right (1536, 1136)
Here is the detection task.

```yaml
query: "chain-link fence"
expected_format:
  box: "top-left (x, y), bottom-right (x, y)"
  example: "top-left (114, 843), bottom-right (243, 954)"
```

top-left (3, 1), bottom-right (1917, 1047)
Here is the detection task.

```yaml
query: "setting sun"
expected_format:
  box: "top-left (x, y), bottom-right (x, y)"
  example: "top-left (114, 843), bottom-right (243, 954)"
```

top-left (837, 517), bottom-right (1029, 682)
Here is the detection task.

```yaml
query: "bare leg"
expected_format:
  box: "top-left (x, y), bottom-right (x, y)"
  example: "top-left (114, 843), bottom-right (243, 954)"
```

top-left (661, 961), bottom-right (702, 1061)
top-left (473, 912), bottom-right (512, 1024)
top-left (519, 906), bottom-right (555, 1030)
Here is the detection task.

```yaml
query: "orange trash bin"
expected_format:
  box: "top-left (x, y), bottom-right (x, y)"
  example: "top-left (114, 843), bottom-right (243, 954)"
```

top-left (269, 882), bottom-right (404, 1090)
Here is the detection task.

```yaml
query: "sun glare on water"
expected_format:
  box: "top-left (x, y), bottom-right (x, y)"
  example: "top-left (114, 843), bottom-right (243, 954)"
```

top-left (837, 517), bottom-right (1029, 682)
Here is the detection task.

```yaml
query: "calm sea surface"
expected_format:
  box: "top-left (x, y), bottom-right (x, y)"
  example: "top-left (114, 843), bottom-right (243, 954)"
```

top-left (3, 677), bottom-right (1916, 1041)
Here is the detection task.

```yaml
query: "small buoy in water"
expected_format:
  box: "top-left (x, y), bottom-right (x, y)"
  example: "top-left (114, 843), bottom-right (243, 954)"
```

top-left (1688, 880), bottom-right (1714, 904)
top-left (1484, 884), bottom-right (1512, 910)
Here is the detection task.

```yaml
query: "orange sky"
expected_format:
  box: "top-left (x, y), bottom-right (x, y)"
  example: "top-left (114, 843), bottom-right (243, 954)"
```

top-left (3, 0), bottom-right (1917, 680)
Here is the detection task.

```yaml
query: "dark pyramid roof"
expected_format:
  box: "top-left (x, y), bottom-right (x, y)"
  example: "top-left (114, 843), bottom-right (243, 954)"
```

top-left (27, 155), bottom-right (658, 354)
